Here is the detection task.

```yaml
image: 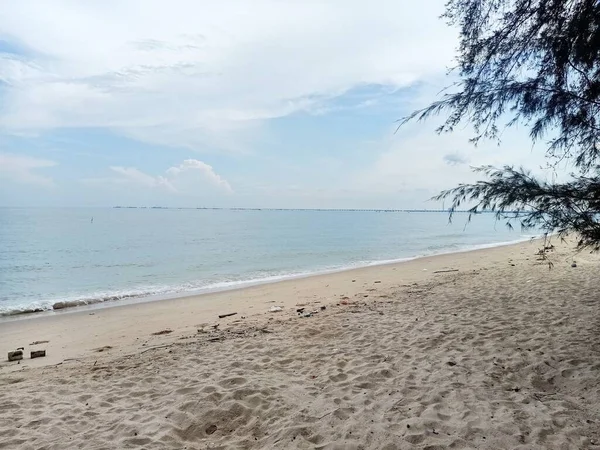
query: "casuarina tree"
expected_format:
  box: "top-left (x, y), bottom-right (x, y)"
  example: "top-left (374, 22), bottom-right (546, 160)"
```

top-left (402, 0), bottom-right (600, 248)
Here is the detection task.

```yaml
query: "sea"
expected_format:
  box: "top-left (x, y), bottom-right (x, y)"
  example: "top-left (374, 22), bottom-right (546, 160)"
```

top-left (0, 207), bottom-right (538, 316)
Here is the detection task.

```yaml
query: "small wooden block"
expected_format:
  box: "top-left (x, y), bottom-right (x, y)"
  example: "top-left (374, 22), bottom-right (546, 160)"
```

top-left (8, 350), bottom-right (23, 361)
top-left (31, 350), bottom-right (46, 359)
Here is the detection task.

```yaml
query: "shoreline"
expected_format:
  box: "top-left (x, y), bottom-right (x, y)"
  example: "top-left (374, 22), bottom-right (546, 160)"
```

top-left (0, 234), bottom-right (541, 320)
top-left (0, 236), bottom-right (549, 370)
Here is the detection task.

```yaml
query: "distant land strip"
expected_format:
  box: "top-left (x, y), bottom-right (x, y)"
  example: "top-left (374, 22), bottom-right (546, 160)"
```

top-left (112, 206), bottom-right (522, 214)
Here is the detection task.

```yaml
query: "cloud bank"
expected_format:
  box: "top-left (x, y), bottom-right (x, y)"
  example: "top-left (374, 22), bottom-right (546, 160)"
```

top-left (0, 0), bottom-right (455, 152)
top-left (106, 159), bottom-right (232, 196)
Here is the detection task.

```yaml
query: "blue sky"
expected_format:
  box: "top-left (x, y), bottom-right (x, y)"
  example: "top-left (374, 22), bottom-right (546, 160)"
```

top-left (0, 0), bottom-right (555, 208)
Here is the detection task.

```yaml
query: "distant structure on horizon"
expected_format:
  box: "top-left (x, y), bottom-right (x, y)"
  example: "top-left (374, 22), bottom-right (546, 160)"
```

top-left (112, 206), bottom-right (518, 214)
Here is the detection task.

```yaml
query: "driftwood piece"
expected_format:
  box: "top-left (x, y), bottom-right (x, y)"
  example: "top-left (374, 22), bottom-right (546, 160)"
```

top-left (31, 350), bottom-right (46, 359)
top-left (140, 344), bottom-right (171, 355)
top-left (218, 312), bottom-right (238, 319)
top-left (433, 269), bottom-right (459, 274)
top-left (151, 329), bottom-right (172, 336)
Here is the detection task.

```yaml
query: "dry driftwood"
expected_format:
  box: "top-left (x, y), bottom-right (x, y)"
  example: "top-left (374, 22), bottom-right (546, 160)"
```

top-left (151, 329), bottom-right (173, 336)
top-left (218, 312), bottom-right (238, 319)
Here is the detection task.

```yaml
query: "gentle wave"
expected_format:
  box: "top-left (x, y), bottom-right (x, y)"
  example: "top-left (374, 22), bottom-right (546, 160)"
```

top-left (0, 234), bottom-right (540, 318)
top-left (0, 289), bottom-right (174, 317)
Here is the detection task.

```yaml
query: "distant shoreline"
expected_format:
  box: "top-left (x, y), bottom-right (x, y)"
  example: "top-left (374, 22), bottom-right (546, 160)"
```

top-left (112, 206), bottom-right (520, 213)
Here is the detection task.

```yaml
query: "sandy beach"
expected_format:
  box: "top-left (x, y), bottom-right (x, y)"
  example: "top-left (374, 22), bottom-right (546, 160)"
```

top-left (1, 237), bottom-right (599, 449)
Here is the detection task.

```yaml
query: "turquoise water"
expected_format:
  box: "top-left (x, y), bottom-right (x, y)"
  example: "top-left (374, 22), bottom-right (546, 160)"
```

top-left (0, 208), bottom-right (535, 315)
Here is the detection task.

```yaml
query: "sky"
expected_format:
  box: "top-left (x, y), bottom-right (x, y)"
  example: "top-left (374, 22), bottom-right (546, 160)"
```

top-left (0, 0), bottom-right (563, 208)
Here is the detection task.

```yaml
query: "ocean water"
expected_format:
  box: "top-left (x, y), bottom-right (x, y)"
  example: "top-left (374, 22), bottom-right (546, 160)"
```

top-left (0, 208), bottom-right (536, 316)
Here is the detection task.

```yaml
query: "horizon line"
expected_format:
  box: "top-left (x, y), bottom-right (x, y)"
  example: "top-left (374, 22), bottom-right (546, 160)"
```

top-left (0, 206), bottom-right (521, 213)
top-left (111, 206), bottom-right (506, 213)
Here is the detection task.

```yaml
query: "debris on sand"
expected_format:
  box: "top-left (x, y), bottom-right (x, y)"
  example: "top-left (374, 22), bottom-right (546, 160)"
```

top-left (218, 312), bottom-right (237, 319)
top-left (8, 350), bottom-right (23, 362)
top-left (151, 329), bottom-right (173, 336)
top-left (94, 346), bottom-right (112, 353)
top-left (31, 350), bottom-right (46, 359)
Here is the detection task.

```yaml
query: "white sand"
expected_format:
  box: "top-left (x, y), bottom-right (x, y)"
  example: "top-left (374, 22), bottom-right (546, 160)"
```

top-left (1, 238), bottom-right (599, 449)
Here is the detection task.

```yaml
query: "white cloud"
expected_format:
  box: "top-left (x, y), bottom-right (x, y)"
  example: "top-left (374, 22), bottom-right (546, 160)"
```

top-left (166, 159), bottom-right (233, 193)
top-left (0, 153), bottom-right (56, 186)
top-left (0, 0), bottom-right (455, 152)
top-left (106, 159), bottom-right (232, 195)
